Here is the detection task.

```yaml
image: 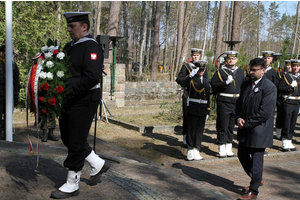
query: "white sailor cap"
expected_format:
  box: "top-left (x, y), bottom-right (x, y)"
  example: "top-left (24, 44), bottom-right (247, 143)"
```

top-left (63, 12), bottom-right (91, 23)
top-left (190, 48), bottom-right (203, 55)
top-left (225, 51), bottom-right (239, 58)
top-left (284, 60), bottom-right (291, 65)
top-left (256, 56), bottom-right (263, 59)
top-left (194, 60), bottom-right (208, 69)
top-left (261, 51), bottom-right (275, 57)
top-left (291, 59), bottom-right (300, 65)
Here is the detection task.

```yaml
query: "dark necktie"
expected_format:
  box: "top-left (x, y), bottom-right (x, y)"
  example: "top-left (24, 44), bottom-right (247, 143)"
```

top-left (248, 81), bottom-right (255, 96)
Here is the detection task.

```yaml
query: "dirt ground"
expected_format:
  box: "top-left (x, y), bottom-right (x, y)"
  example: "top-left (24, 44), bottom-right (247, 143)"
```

top-left (11, 102), bottom-right (300, 165)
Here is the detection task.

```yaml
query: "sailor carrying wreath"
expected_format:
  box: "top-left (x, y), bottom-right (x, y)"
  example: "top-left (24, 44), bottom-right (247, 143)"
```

top-left (26, 39), bottom-right (71, 165)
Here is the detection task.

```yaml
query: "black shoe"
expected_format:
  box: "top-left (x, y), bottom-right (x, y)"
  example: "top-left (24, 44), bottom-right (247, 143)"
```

top-left (48, 129), bottom-right (59, 141)
top-left (88, 161), bottom-right (111, 186)
top-left (50, 189), bottom-right (79, 199)
top-left (283, 148), bottom-right (299, 152)
top-left (42, 129), bottom-right (48, 142)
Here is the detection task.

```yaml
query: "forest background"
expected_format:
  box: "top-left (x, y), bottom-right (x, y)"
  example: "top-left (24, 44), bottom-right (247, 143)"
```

top-left (0, 1), bottom-right (300, 107)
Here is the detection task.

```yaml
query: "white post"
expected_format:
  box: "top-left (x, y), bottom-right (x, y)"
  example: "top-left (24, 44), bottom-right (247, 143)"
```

top-left (5, 1), bottom-right (13, 142)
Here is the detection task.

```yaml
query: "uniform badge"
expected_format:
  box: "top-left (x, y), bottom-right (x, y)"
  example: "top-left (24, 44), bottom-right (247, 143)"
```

top-left (90, 53), bottom-right (97, 60)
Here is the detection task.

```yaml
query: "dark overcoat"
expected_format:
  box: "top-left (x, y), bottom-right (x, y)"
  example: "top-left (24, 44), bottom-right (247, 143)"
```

top-left (235, 76), bottom-right (277, 148)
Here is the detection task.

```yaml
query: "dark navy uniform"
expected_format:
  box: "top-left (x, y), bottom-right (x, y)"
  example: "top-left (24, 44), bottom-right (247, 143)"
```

top-left (211, 66), bottom-right (244, 145)
top-left (264, 66), bottom-right (278, 86)
top-left (180, 62), bottom-right (210, 160)
top-left (176, 48), bottom-right (207, 147)
top-left (277, 71), bottom-right (300, 146)
top-left (59, 34), bottom-right (103, 172)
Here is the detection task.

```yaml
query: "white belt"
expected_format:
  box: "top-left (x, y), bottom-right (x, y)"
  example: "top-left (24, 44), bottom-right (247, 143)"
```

top-left (90, 83), bottom-right (100, 90)
top-left (219, 93), bottom-right (239, 98)
top-left (283, 95), bottom-right (300, 100)
top-left (187, 97), bottom-right (208, 106)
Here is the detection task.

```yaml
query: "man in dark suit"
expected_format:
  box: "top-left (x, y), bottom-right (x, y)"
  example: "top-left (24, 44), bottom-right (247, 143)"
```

top-left (235, 58), bottom-right (277, 200)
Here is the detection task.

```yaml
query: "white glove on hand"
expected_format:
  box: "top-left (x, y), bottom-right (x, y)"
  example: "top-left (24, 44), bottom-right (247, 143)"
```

top-left (206, 115), bottom-right (209, 122)
top-left (226, 75), bottom-right (233, 85)
top-left (189, 68), bottom-right (199, 77)
top-left (291, 80), bottom-right (297, 88)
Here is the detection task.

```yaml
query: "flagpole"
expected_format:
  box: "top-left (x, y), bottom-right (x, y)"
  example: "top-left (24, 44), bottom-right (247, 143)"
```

top-left (5, 1), bottom-right (13, 142)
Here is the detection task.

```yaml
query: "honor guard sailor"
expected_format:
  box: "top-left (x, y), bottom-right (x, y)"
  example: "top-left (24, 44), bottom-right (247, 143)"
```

top-left (50, 12), bottom-right (110, 199)
top-left (211, 51), bottom-right (244, 158)
top-left (261, 51), bottom-right (279, 85)
top-left (179, 60), bottom-right (210, 161)
top-left (275, 60), bottom-right (292, 139)
top-left (176, 48), bottom-right (207, 148)
top-left (277, 59), bottom-right (300, 152)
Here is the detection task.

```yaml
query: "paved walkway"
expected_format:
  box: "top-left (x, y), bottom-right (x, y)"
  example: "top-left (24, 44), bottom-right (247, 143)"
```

top-left (1, 124), bottom-right (300, 199)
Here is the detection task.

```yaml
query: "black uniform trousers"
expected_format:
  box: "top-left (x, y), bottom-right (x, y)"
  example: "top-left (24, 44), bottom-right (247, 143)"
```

top-left (186, 114), bottom-right (205, 150)
top-left (238, 142), bottom-right (265, 195)
top-left (216, 100), bottom-right (235, 144)
top-left (275, 103), bottom-right (283, 129)
top-left (281, 102), bottom-right (300, 140)
top-left (59, 88), bottom-right (100, 172)
top-left (182, 94), bottom-right (188, 136)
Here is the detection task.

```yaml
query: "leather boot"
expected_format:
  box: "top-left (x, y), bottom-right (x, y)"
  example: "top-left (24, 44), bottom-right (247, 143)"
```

top-left (50, 170), bottom-right (81, 199)
top-left (48, 128), bottom-right (59, 141)
top-left (85, 150), bottom-right (110, 186)
top-left (42, 129), bottom-right (48, 142)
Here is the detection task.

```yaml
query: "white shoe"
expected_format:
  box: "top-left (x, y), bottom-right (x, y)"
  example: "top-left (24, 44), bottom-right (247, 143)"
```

top-left (187, 149), bottom-right (194, 161)
top-left (85, 150), bottom-right (105, 176)
top-left (219, 144), bottom-right (226, 158)
top-left (276, 128), bottom-right (282, 139)
top-left (59, 170), bottom-right (81, 193)
top-left (225, 143), bottom-right (235, 157)
top-left (193, 148), bottom-right (203, 160)
top-left (282, 138), bottom-right (295, 149)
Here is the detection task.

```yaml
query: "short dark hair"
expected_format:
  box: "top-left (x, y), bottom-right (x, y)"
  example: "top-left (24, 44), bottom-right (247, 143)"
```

top-left (249, 58), bottom-right (266, 69)
top-left (79, 20), bottom-right (90, 31)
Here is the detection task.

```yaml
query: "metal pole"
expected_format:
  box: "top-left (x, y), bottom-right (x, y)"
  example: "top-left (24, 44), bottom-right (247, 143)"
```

top-left (112, 40), bottom-right (116, 93)
top-left (5, 1), bottom-right (13, 142)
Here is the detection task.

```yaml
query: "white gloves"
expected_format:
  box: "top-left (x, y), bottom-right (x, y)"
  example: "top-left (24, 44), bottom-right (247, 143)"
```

top-left (206, 115), bottom-right (209, 122)
top-left (189, 68), bottom-right (199, 77)
top-left (291, 80), bottom-right (297, 88)
top-left (226, 75), bottom-right (233, 85)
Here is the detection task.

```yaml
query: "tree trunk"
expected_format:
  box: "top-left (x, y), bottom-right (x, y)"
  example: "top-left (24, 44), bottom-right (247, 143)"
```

top-left (144, 4), bottom-right (153, 72)
top-left (257, 1), bottom-right (261, 57)
top-left (231, 1), bottom-right (242, 51)
top-left (209, 1), bottom-right (218, 52)
top-left (93, 1), bottom-right (102, 39)
top-left (163, 1), bottom-right (171, 74)
top-left (181, 1), bottom-right (192, 64)
top-left (215, 1), bottom-right (225, 61)
top-left (122, 1), bottom-right (129, 73)
top-left (150, 1), bottom-right (161, 81)
top-left (106, 1), bottom-right (122, 63)
top-left (78, 1), bottom-right (82, 12)
top-left (139, 1), bottom-right (147, 76)
top-left (292, 1), bottom-right (300, 55)
top-left (202, 1), bottom-right (210, 59)
top-left (57, 1), bottom-right (61, 37)
top-left (174, 1), bottom-right (184, 77)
